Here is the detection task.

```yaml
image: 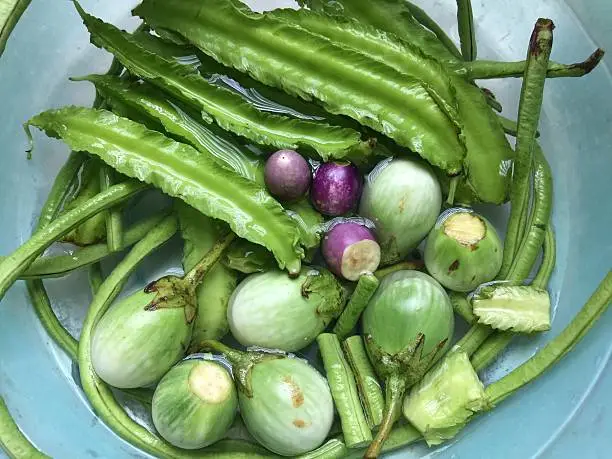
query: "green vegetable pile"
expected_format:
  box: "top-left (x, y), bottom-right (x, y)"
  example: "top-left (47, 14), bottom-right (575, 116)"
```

top-left (1, 0), bottom-right (611, 458)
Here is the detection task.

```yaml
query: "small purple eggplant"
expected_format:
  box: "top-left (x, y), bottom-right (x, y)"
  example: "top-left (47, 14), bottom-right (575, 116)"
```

top-left (264, 149), bottom-right (311, 201)
top-left (322, 221), bottom-right (381, 281)
top-left (311, 162), bottom-right (362, 216)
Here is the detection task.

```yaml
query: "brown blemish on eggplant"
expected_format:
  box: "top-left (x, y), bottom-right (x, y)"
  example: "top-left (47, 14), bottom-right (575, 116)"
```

top-left (293, 419), bottom-right (309, 428)
top-left (283, 376), bottom-right (304, 408)
top-left (448, 260), bottom-right (460, 272)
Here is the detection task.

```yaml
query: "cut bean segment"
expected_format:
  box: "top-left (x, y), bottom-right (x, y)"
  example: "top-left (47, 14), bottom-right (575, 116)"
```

top-left (317, 333), bottom-right (372, 449)
top-left (343, 336), bottom-right (385, 429)
top-left (26, 106), bottom-right (304, 274)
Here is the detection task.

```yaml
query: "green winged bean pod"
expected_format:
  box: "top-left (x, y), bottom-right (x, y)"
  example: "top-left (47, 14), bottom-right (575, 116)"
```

top-left (78, 74), bottom-right (265, 185)
top-left (26, 106), bottom-right (305, 274)
top-left (74, 2), bottom-right (371, 163)
top-left (293, 1), bottom-right (513, 204)
top-left (299, 0), bottom-right (461, 64)
top-left (177, 203), bottom-right (238, 346)
top-left (133, 0), bottom-right (468, 175)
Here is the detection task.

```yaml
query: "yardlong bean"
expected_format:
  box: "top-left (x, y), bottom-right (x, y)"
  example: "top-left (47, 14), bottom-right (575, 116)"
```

top-left (343, 336), bottom-right (384, 428)
top-left (16, 211), bottom-right (168, 279)
top-left (464, 48), bottom-right (605, 79)
top-left (0, 181), bottom-right (146, 301)
top-left (499, 19), bottom-right (554, 279)
top-left (333, 274), bottom-right (379, 340)
top-left (317, 333), bottom-right (372, 448)
top-left (0, 396), bottom-right (49, 459)
top-left (456, 0), bottom-right (477, 61)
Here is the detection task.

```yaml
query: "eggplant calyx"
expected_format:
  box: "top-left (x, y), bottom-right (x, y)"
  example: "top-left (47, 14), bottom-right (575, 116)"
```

top-left (197, 340), bottom-right (283, 397)
top-left (300, 268), bottom-right (347, 319)
top-left (143, 275), bottom-right (197, 324)
top-left (365, 333), bottom-right (449, 386)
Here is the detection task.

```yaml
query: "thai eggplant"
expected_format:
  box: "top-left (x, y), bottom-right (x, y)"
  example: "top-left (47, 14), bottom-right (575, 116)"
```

top-left (199, 341), bottom-right (335, 456)
top-left (152, 358), bottom-right (238, 449)
top-left (91, 231), bottom-right (235, 388)
top-left (362, 270), bottom-right (454, 457)
top-left (359, 158), bottom-right (442, 265)
top-left (424, 208), bottom-right (503, 292)
top-left (227, 267), bottom-right (346, 352)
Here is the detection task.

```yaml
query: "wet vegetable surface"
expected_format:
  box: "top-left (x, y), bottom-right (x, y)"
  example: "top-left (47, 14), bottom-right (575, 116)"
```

top-left (0, 1), bottom-right (609, 458)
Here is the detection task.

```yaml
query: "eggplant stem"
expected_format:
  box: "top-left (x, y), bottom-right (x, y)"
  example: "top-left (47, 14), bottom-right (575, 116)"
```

top-left (364, 373), bottom-right (406, 459)
top-left (183, 231), bottom-right (236, 292)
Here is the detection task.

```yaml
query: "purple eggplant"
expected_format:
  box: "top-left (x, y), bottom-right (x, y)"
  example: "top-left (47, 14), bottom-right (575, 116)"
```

top-left (264, 149), bottom-right (311, 201)
top-left (311, 162), bottom-right (362, 216)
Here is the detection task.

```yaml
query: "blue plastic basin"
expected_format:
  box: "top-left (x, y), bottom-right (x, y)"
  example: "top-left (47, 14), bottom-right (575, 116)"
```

top-left (0, 1), bottom-right (610, 458)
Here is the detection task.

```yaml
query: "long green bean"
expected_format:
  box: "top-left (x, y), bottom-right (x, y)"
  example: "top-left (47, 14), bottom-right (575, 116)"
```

top-left (343, 336), bottom-right (384, 429)
top-left (333, 274), bottom-right (379, 340)
top-left (533, 225), bottom-right (556, 289)
top-left (456, 0), bottom-right (477, 61)
top-left (99, 166), bottom-right (123, 252)
top-left (508, 147), bottom-right (553, 280)
top-left (465, 48), bottom-right (605, 79)
top-left (0, 396), bottom-right (49, 459)
top-left (296, 438), bottom-right (347, 459)
top-left (498, 115), bottom-right (540, 138)
top-left (0, 181), bottom-right (146, 301)
top-left (0, 0), bottom-right (31, 57)
top-left (16, 212), bottom-right (168, 280)
top-left (450, 290), bottom-right (476, 324)
top-left (499, 19), bottom-right (554, 279)
top-left (317, 333), bottom-right (372, 448)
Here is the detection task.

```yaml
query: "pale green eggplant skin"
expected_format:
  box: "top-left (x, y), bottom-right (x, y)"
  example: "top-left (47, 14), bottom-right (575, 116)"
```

top-left (178, 203), bottom-right (238, 346)
top-left (239, 357), bottom-right (334, 456)
top-left (227, 267), bottom-right (346, 352)
top-left (424, 208), bottom-right (503, 292)
top-left (363, 270), bottom-right (454, 360)
top-left (359, 158), bottom-right (442, 265)
top-left (91, 287), bottom-right (192, 389)
top-left (152, 359), bottom-right (238, 449)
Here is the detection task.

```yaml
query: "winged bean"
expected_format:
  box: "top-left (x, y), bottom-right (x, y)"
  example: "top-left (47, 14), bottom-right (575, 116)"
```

top-left (133, 0), bottom-right (467, 175)
top-left (299, 0), bottom-right (461, 63)
top-left (75, 3), bottom-right (371, 163)
top-left (26, 106), bottom-right (304, 274)
top-left (78, 74), bottom-right (265, 184)
top-left (273, 3), bottom-right (512, 203)
top-left (333, 274), bottom-right (379, 340)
